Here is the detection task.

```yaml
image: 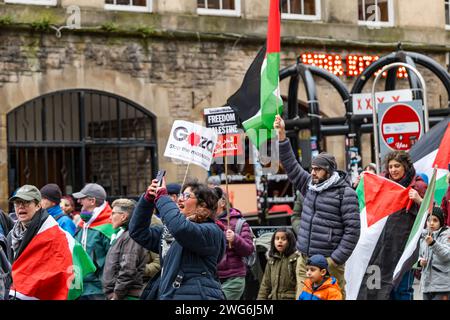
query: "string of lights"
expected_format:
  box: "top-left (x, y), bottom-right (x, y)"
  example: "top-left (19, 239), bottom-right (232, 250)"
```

top-left (301, 53), bottom-right (409, 78)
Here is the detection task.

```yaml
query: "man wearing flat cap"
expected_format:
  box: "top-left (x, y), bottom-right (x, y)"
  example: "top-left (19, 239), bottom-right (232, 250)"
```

top-left (73, 183), bottom-right (114, 300)
top-left (274, 115), bottom-right (360, 299)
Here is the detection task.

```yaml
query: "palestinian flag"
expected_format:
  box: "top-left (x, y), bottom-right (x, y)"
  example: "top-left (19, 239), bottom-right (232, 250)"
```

top-left (345, 172), bottom-right (412, 300)
top-left (410, 117), bottom-right (450, 205)
top-left (10, 216), bottom-right (96, 300)
top-left (227, 0), bottom-right (283, 148)
top-left (77, 202), bottom-right (115, 241)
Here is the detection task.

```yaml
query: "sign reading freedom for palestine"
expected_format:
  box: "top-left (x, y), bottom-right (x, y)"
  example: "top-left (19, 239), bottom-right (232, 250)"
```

top-left (204, 106), bottom-right (239, 134)
top-left (164, 120), bottom-right (218, 171)
top-left (204, 106), bottom-right (243, 158)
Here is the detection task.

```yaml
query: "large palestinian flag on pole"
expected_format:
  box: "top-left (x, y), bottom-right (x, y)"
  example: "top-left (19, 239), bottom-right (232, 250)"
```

top-left (345, 173), bottom-right (413, 300)
top-left (10, 216), bottom-right (96, 300)
top-left (410, 117), bottom-right (450, 205)
top-left (227, 0), bottom-right (283, 148)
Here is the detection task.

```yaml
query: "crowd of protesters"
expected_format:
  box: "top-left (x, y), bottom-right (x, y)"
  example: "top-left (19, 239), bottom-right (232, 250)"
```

top-left (0, 116), bottom-right (449, 301)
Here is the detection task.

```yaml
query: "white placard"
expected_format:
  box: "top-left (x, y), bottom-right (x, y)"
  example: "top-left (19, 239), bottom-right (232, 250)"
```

top-left (352, 89), bottom-right (413, 115)
top-left (164, 120), bottom-right (218, 171)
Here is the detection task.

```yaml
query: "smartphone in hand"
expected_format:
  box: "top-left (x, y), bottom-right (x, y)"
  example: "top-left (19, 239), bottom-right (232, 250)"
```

top-left (155, 169), bottom-right (166, 187)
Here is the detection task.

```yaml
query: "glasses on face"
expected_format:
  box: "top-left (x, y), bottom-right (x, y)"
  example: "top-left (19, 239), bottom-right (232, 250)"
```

top-left (180, 192), bottom-right (196, 200)
top-left (311, 166), bottom-right (324, 173)
top-left (13, 200), bottom-right (34, 208)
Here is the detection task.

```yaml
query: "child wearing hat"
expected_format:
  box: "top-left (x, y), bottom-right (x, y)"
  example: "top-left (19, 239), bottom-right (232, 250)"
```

top-left (298, 254), bottom-right (343, 300)
top-left (418, 207), bottom-right (450, 300)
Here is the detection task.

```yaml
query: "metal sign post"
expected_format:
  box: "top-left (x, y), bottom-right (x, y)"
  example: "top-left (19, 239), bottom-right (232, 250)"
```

top-left (371, 62), bottom-right (429, 174)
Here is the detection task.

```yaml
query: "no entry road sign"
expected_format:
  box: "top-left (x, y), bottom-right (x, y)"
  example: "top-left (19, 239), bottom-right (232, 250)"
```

top-left (377, 100), bottom-right (424, 159)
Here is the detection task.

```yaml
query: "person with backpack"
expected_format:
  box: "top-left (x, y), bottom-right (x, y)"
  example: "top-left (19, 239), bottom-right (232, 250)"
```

top-left (215, 187), bottom-right (255, 300)
top-left (274, 115), bottom-right (360, 299)
top-left (40, 184), bottom-right (76, 236)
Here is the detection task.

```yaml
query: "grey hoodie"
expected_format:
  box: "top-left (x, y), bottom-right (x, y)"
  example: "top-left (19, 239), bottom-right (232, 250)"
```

top-left (419, 227), bottom-right (450, 293)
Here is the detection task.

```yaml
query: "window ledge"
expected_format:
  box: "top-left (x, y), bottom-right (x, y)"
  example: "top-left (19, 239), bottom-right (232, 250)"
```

top-left (358, 20), bottom-right (394, 28)
top-left (281, 13), bottom-right (321, 21)
top-left (4, 0), bottom-right (56, 5)
top-left (104, 4), bottom-right (151, 13)
top-left (197, 8), bottom-right (241, 17)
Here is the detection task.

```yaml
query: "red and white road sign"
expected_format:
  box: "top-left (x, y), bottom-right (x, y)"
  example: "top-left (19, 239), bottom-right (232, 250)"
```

top-left (380, 103), bottom-right (422, 151)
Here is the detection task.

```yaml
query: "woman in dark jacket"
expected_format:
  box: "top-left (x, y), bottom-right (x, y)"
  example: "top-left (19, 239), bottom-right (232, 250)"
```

top-left (382, 151), bottom-right (427, 300)
top-left (129, 178), bottom-right (226, 300)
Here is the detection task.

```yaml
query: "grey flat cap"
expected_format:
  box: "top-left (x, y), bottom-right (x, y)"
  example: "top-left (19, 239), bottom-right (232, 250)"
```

top-left (73, 183), bottom-right (107, 200)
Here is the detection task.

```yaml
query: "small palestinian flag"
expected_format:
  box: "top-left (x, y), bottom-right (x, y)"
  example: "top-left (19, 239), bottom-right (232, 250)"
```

top-left (411, 117), bottom-right (450, 205)
top-left (10, 216), bottom-right (96, 300)
top-left (345, 173), bottom-right (412, 300)
top-left (227, 0), bottom-right (283, 148)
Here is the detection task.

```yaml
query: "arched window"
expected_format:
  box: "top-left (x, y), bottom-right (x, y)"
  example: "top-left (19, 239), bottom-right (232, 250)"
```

top-left (7, 89), bottom-right (158, 202)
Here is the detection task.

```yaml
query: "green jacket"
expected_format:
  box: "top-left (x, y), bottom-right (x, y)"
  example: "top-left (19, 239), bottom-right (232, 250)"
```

top-left (257, 252), bottom-right (298, 300)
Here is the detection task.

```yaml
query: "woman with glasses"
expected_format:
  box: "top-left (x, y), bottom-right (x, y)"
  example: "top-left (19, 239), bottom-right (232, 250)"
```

top-left (129, 178), bottom-right (226, 300)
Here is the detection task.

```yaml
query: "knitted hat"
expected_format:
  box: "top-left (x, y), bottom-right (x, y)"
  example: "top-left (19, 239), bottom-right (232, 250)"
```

top-left (430, 207), bottom-right (445, 228)
top-left (311, 152), bottom-right (337, 174)
top-left (166, 183), bottom-right (181, 195)
top-left (40, 183), bottom-right (62, 204)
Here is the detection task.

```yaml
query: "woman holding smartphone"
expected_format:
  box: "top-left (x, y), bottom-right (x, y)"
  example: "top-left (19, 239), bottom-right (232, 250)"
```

top-left (129, 176), bottom-right (226, 300)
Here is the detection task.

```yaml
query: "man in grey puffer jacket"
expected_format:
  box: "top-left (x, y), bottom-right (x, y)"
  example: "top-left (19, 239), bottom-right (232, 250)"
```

top-left (274, 115), bottom-right (360, 299)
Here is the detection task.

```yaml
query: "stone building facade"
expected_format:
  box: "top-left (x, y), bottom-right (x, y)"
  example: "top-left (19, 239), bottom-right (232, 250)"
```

top-left (0, 0), bottom-right (449, 210)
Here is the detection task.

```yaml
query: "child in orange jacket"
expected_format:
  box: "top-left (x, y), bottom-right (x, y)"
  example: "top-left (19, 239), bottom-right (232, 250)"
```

top-left (298, 254), bottom-right (343, 300)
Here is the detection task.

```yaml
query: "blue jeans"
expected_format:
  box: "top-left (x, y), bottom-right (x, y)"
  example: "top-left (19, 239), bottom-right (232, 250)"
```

top-left (390, 270), bottom-right (415, 300)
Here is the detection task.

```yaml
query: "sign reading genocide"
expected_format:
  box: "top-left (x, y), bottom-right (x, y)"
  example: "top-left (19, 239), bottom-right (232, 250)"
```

top-left (204, 106), bottom-right (243, 158)
top-left (377, 100), bottom-right (424, 160)
top-left (164, 120), bottom-right (218, 171)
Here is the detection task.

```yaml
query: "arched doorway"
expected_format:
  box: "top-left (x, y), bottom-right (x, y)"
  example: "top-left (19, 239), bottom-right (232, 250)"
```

top-left (7, 89), bottom-right (158, 201)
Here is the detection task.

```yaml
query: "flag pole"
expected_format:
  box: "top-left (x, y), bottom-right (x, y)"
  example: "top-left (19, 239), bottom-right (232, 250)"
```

top-left (180, 161), bottom-right (191, 194)
top-left (427, 165), bottom-right (438, 235)
top-left (224, 154), bottom-right (232, 248)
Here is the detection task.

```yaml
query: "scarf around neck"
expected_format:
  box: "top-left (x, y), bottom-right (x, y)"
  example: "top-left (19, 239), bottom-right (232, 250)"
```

top-left (10, 221), bottom-right (28, 259)
top-left (308, 171), bottom-right (340, 193)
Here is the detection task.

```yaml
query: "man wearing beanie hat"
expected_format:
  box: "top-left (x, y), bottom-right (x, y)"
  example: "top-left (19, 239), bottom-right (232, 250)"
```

top-left (40, 183), bottom-right (76, 236)
top-left (298, 254), bottom-right (343, 300)
top-left (418, 207), bottom-right (450, 300)
top-left (274, 115), bottom-right (360, 299)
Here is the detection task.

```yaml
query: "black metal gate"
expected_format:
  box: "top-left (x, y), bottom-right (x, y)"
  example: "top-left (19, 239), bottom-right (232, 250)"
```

top-left (7, 89), bottom-right (158, 201)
